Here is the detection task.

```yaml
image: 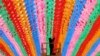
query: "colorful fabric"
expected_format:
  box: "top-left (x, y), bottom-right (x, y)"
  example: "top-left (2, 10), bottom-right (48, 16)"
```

top-left (0, 0), bottom-right (100, 56)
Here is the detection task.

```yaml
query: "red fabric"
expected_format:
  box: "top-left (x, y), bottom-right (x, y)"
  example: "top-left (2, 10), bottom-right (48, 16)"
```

top-left (53, 0), bottom-right (65, 53)
top-left (0, 43), bottom-right (10, 56)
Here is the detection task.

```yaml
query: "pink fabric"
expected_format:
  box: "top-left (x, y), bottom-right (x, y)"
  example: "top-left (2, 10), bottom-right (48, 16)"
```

top-left (34, 0), bottom-right (46, 48)
top-left (66, 0), bottom-right (97, 56)
top-left (91, 45), bottom-right (100, 56)
top-left (0, 16), bottom-right (23, 56)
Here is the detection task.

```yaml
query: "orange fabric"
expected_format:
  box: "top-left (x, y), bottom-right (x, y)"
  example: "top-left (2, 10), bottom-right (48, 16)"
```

top-left (12, 0), bottom-right (36, 56)
top-left (58, 0), bottom-right (75, 48)
top-left (0, 38), bottom-right (14, 56)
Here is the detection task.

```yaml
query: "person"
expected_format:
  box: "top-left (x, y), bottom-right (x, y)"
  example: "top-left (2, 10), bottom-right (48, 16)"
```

top-left (49, 38), bottom-right (55, 55)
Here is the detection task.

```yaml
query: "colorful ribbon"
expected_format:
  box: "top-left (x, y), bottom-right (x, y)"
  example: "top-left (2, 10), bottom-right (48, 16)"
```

top-left (0, 30), bottom-right (19, 56)
top-left (0, 1), bottom-right (27, 55)
top-left (58, 0), bottom-right (75, 49)
top-left (62, 0), bottom-right (86, 56)
top-left (76, 15), bottom-right (100, 56)
top-left (92, 45), bottom-right (100, 56)
top-left (24, 0), bottom-right (41, 55)
top-left (72, 0), bottom-right (100, 55)
top-left (0, 38), bottom-right (14, 56)
top-left (66, 0), bottom-right (97, 56)
top-left (2, 0), bottom-right (36, 55)
top-left (0, 0), bottom-right (100, 56)
top-left (0, 16), bottom-right (23, 56)
top-left (87, 38), bottom-right (100, 56)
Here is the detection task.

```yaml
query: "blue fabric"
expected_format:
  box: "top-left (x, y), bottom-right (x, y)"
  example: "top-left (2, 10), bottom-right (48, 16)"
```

top-left (24, 0), bottom-right (41, 56)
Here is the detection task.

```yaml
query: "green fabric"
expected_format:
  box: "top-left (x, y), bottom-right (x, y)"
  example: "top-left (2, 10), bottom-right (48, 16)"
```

top-left (0, 1), bottom-right (27, 56)
top-left (72, 0), bottom-right (100, 56)
top-left (45, 0), bottom-right (55, 55)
